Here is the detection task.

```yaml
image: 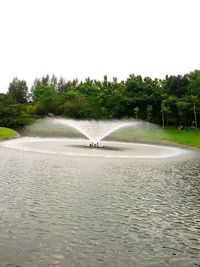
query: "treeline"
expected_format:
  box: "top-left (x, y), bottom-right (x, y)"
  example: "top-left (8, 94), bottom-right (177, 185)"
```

top-left (0, 70), bottom-right (200, 129)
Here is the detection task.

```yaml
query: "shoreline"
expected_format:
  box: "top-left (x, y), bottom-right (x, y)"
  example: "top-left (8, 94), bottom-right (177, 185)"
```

top-left (106, 133), bottom-right (200, 151)
top-left (0, 134), bottom-right (20, 142)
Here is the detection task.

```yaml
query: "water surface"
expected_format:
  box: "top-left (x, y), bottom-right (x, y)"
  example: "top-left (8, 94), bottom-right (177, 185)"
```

top-left (0, 138), bottom-right (200, 267)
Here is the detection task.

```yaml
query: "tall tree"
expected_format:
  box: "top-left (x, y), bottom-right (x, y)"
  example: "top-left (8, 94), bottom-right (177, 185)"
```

top-left (188, 70), bottom-right (200, 128)
top-left (191, 95), bottom-right (198, 128)
top-left (8, 77), bottom-right (29, 103)
top-left (133, 107), bottom-right (139, 119)
top-left (146, 105), bottom-right (153, 122)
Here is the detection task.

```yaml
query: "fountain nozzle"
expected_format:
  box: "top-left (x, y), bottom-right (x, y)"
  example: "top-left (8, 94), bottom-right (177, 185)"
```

top-left (89, 142), bottom-right (105, 149)
top-left (89, 142), bottom-right (99, 148)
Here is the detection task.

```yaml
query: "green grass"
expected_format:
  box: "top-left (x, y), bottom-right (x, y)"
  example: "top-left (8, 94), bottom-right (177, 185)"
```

top-left (110, 126), bottom-right (200, 148)
top-left (0, 127), bottom-right (18, 140)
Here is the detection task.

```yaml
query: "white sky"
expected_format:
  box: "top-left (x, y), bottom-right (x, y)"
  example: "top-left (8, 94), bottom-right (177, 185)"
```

top-left (0, 0), bottom-right (200, 92)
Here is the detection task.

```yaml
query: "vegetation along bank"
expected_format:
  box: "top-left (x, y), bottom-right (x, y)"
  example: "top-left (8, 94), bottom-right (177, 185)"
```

top-left (0, 69), bottom-right (200, 146)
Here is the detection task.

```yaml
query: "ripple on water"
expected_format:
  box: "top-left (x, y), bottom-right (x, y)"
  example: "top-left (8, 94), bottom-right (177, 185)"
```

top-left (0, 140), bottom-right (199, 266)
top-left (0, 137), bottom-right (193, 159)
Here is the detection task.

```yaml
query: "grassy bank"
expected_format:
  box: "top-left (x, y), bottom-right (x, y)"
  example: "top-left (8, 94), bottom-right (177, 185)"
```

top-left (0, 127), bottom-right (18, 140)
top-left (110, 127), bottom-right (200, 148)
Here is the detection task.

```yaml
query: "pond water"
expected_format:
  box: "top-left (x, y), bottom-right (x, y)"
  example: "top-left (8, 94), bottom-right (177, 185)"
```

top-left (0, 138), bottom-right (200, 267)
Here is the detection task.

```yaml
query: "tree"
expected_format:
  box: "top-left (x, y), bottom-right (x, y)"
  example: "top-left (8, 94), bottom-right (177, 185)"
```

top-left (0, 93), bottom-right (32, 128)
top-left (176, 99), bottom-right (190, 126)
top-left (8, 77), bottom-right (29, 103)
top-left (161, 101), bottom-right (167, 128)
top-left (146, 105), bottom-right (153, 122)
top-left (162, 74), bottom-right (189, 97)
top-left (160, 97), bottom-right (171, 128)
top-left (62, 95), bottom-right (88, 118)
top-left (32, 84), bottom-right (58, 115)
top-left (133, 107), bottom-right (139, 119)
top-left (191, 95), bottom-right (198, 128)
top-left (188, 70), bottom-right (200, 128)
top-left (50, 74), bottom-right (58, 88)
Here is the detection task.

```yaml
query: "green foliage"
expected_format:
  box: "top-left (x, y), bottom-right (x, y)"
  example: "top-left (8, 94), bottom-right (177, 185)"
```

top-left (32, 84), bottom-right (59, 115)
top-left (0, 93), bottom-right (33, 128)
top-left (162, 74), bottom-right (189, 97)
top-left (187, 70), bottom-right (200, 128)
top-left (8, 77), bottom-right (29, 103)
top-left (188, 70), bottom-right (200, 96)
top-left (1, 71), bottom-right (200, 129)
top-left (62, 95), bottom-right (88, 118)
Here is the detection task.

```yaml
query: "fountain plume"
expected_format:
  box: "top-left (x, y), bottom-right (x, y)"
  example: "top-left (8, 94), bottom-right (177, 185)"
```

top-left (53, 119), bottom-right (140, 145)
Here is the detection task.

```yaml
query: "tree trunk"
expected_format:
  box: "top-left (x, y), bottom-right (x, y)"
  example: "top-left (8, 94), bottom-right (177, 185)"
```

top-left (194, 101), bottom-right (198, 129)
top-left (162, 112), bottom-right (165, 128)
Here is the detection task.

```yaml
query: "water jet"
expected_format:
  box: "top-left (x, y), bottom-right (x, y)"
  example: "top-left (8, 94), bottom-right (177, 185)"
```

top-left (52, 118), bottom-right (140, 147)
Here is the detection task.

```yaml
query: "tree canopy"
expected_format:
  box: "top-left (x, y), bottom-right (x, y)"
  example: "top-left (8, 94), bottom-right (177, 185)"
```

top-left (0, 70), bottom-right (200, 129)
top-left (8, 77), bottom-right (29, 103)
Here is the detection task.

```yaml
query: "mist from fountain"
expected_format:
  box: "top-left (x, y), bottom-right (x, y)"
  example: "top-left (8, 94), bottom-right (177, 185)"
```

top-left (1, 117), bottom-right (192, 159)
top-left (52, 118), bottom-right (140, 145)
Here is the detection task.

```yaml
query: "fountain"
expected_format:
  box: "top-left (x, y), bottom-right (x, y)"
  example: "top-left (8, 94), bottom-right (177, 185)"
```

top-left (0, 118), bottom-right (191, 159)
top-left (52, 118), bottom-right (139, 148)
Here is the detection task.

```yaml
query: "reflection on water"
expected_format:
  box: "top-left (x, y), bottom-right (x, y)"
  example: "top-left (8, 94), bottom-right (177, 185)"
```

top-left (0, 141), bottom-right (200, 267)
top-left (69, 144), bottom-right (126, 151)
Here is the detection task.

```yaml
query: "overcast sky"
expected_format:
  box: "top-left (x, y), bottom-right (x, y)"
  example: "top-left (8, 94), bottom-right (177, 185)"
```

top-left (0, 0), bottom-right (200, 92)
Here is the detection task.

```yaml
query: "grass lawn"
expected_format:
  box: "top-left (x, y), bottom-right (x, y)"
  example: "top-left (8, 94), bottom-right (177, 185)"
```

top-left (0, 127), bottom-right (18, 140)
top-left (110, 126), bottom-right (200, 148)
